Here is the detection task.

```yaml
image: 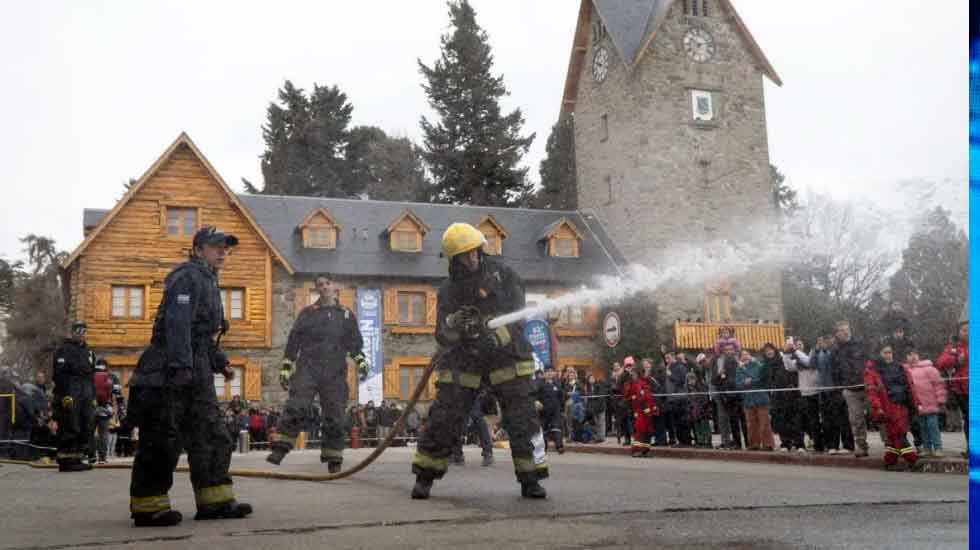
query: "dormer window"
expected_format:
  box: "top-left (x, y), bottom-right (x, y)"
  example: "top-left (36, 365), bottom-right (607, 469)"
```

top-left (299, 208), bottom-right (340, 249)
top-left (477, 215), bottom-right (508, 256)
top-left (539, 217), bottom-right (584, 258)
top-left (386, 210), bottom-right (428, 253)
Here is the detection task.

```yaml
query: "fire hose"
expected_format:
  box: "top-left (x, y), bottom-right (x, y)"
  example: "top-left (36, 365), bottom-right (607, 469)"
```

top-left (0, 359), bottom-right (438, 482)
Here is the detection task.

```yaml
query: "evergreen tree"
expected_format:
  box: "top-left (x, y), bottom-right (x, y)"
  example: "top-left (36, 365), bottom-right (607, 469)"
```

top-left (418, 0), bottom-right (535, 206)
top-left (597, 295), bottom-right (660, 368)
top-left (347, 126), bottom-right (430, 202)
top-left (1, 235), bottom-right (67, 380)
top-left (537, 114), bottom-right (577, 210)
top-left (771, 164), bottom-right (798, 217)
top-left (888, 207), bottom-right (968, 355)
top-left (253, 80), bottom-right (357, 197)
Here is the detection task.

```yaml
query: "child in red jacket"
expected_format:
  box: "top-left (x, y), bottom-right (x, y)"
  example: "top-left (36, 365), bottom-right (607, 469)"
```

top-left (623, 368), bottom-right (659, 457)
top-left (864, 345), bottom-right (920, 470)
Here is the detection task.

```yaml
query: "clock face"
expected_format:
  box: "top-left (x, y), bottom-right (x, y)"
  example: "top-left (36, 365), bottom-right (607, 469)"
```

top-left (683, 27), bottom-right (715, 62)
top-left (592, 46), bottom-right (610, 83)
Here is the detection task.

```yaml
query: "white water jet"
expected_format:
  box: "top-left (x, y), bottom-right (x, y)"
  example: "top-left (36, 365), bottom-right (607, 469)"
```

top-left (487, 218), bottom-right (818, 330)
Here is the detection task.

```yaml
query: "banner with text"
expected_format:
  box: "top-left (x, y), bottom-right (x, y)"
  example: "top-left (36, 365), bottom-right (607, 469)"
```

top-left (357, 288), bottom-right (383, 404)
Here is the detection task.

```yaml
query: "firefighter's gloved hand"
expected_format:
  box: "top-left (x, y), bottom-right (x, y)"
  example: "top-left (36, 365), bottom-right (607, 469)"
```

top-left (279, 360), bottom-right (294, 390)
top-left (481, 326), bottom-right (512, 349)
top-left (352, 353), bottom-right (370, 382)
top-left (447, 306), bottom-right (483, 338)
top-left (61, 396), bottom-right (74, 409)
top-left (211, 349), bottom-right (230, 372)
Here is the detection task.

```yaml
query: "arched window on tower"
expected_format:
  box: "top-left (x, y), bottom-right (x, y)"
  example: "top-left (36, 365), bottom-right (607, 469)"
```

top-left (686, 0), bottom-right (709, 17)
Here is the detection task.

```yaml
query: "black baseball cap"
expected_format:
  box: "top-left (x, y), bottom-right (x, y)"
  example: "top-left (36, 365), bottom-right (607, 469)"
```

top-left (193, 226), bottom-right (239, 248)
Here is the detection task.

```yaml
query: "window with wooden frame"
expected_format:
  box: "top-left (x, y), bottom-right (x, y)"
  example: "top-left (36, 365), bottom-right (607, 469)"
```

top-left (549, 290), bottom-right (599, 337)
top-left (386, 210), bottom-right (428, 253)
top-left (164, 207), bottom-right (199, 237)
top-left (384, 357), bottom-right (436, 401)
top-left (111, 285), bottom-right (145, 319)
top-left (383, 285), bottom-right (437, 334)
top-left (543, 218), bottom-right (583, 258)
top-left (478, 216), bottom-right (507, 256)
top-left (299, 208), bottom-right (340, 249)
top-left (220, 288), bottom-right (246, 321)
top-left (213, 366), bottom-right (243, 401)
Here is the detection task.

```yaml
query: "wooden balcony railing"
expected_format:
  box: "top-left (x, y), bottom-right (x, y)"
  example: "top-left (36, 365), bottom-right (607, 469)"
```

top-left (673, 321), bottom-right (785, 352)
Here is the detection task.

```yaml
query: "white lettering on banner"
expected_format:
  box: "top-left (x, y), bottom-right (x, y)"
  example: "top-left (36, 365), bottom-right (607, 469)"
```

top-left (357, 288), bottom-right (384, 405)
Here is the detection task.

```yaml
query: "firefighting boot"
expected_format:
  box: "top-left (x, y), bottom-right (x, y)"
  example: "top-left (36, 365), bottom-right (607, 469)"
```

top-left (411, 476), bottom-right (434, 499)
top-left (194, 500), bottom-right (253, 520)
top-left (520, 481), bottom-right (547, 499)
top-left (321, 458), bottom-right (342, 474)
top-left (481, 453), bottom-right (494, 467)
top-left (266, 444), bottom-right (289, 465)
top-left (133, 510), bottom-right (183, 528)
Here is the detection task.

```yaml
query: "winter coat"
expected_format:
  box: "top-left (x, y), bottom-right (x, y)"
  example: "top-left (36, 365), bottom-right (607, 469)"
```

top-left (534, 379), bottom-right (565, 416)
top-left (908, 360), bottom-right (947, 414)
top-left (811, 348), bottom-right (834, 390)
top-left (623, 378), bottom-right (658, 434)
top-left (936, 339), bottom-right (969, 395)
top-left (784, 349), bottom-right (819, 397)
top-left (713, 337), bottom-right (742, 355)
top-left (767, 354), bottom-right (799, 409)
top-left (666, 362), bottom-right (689, 403)
top-left (711, 355), bottom-right (740, 404)
top-left (864, 360), bottom-right (919, 422)
top-left (586, 381), bottom-right (608, 416)
top-left (882, 335), bottom-right (915, 364)
top-left (736, 359), bottom-right (770, 408)
top-left (830, 339), bottom-right (867, 388)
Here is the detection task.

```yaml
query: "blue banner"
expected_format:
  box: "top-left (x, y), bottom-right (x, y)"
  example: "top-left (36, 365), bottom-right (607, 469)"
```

top-left (356, 288), bottom-right (383, 405)
top-left (524, 319), bottom-right (552, 370)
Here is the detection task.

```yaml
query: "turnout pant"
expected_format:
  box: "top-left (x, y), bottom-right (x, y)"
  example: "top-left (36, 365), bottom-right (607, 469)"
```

top-left (54, 398), bottom-right (94, 467)
top-left (272, 361), bottom-right (347, 464)
top-left (414, 374), bottom-right (548, 484)
top-left (879, 401), bottom-right (919, 466)
top-left (129, 379), bottom-right (236, 516)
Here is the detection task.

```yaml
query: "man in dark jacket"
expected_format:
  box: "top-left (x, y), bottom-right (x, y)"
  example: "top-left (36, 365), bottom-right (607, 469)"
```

top-left (770, 343), bottom-right (804, 451)
top-left (268, 274), bottom-right (366, 470)
top-left (711, 343), bottom-right (743, 449)
top-left (585, 374), bottom-right (608, 443)
top-left (666, 353), bottom-right (692, 446)
top-left (411, 223), bottom-right (547, 500)
top-left (534, 368), bottom-right (565, 453)
top-left (127, 226), bottom-right (251, 527)
top-left (52, 321), bottom-right (96, 472)
top-left (830, 321), bottom-right (870, 457)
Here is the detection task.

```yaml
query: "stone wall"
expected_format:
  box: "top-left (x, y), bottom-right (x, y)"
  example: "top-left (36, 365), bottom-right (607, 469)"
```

top-left (574, 2), bottom-right (782, 327)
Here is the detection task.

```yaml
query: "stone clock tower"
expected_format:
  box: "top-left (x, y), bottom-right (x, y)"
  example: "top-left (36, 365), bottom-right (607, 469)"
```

top-left (562, 0), bottom-right (784, 328)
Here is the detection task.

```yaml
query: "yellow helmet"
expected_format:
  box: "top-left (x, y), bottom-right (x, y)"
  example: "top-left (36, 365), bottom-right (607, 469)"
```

top-left (441, 223), bottom-right (486, 258)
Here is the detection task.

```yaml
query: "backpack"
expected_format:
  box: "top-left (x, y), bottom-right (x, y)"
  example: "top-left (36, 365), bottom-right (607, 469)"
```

top-left (94, 371), bottom-right (112, 405)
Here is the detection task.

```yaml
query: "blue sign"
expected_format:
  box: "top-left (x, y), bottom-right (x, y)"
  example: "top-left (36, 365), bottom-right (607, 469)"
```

top-left (524, 319), bottom-right (552, 370)
top-left (356, 288), bottom-right (383, 404)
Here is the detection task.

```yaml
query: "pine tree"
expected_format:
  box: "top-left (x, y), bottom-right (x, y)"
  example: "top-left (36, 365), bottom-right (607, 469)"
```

top-left (888, 207), bottom-right (968, 355)
top-left (253, 80), bottom-right (356, 197)
top-left (771, 165), bottom-right (798, 217)
top-left (347, 126), bottom-right (430, 202)
top-left (537, 114), bottom-right (577, 210)
top-left (418, 0), bottom-right (535, 206)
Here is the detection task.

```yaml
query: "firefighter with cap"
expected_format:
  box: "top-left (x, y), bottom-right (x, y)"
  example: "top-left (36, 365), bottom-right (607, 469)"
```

top-left (411, 223), bottom-right (548, 500)
top-left (52, 321), bottom-right (97, 472)
top-left (126, 226), bottom-right (252, 527)
top-left (266, 274), bottom-right (368, 471)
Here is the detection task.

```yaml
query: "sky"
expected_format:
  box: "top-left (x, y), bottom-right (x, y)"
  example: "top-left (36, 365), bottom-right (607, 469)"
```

top-left (0, 1), bottom-right (967, 263)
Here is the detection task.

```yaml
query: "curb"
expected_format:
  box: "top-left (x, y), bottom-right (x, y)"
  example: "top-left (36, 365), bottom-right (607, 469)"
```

top-left (564, 444), bottom-right (968, 475)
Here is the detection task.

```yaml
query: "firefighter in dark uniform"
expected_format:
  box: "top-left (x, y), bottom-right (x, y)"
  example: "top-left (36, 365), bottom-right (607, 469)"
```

top-left (266, 274), bottom-right (368, 471)
top-left (411, 223), bottom-right (548, 500)
top-left (52, 321), bottom-right (97, 472)
top-left (126, 226), bottom-right (252, 527)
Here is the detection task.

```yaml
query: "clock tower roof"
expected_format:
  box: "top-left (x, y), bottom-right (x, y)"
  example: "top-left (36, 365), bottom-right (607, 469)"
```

top-left (561, 0), bottom-right (782, 114)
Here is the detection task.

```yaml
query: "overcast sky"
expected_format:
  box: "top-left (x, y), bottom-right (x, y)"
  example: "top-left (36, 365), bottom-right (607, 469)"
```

top-left (0, 1), bottom-right (967, 262)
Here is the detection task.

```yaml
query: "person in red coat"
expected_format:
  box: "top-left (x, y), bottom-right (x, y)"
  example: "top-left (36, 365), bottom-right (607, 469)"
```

top-left (936, 320), bottom-right (968, 456)
top-left (623, 368), bottom-right (659, 457)
top-left (864, 345), bottom-right (920, 470)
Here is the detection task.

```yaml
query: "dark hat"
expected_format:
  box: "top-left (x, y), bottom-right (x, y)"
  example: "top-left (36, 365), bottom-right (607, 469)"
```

top-left (193, 225), bottom-right (239, 249)
top-left (70, 321), bottom-right (87, 334)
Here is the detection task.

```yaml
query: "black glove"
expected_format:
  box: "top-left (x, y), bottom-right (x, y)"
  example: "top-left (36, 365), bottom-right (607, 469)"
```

top-left (211, 349), bottom-right (230, 372)
top-left (446, 306), bottom-right (480, 329)
top-left (481, 326), bottom-right (512, 349)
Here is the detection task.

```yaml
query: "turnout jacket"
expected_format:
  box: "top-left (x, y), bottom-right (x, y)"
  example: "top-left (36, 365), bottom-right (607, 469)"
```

top-left (864, 360), bottom-right (919, 422)
top-left (284, 299), bottom-right (363, 368)
top-left (52, 339), bottom-right (96, 402)
top-left (433, 255), bottom-right (534, 385)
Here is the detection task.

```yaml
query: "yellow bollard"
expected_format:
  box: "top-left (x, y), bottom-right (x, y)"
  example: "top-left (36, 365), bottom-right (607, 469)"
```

top-left (296, 431), bottom-right (306, 450)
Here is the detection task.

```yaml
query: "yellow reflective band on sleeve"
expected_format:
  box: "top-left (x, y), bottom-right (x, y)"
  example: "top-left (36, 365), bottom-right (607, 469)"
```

top-left (489, 366), bottom-right (517, 386)
top-left (195, 484), bottom-right (235, 507)
top-left (130, 494), bottom-right (171, 514)
top-left (412, 451), bottom-right (449, 474)
top-left (494, 326), bottom-right (512, 346)
top-left (515, 360), bottom-right (535, 377)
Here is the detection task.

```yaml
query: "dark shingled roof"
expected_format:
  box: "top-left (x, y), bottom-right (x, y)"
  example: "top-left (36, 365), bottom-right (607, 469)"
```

top-left (84, 198), bottom-right (626, 284)
top-left (593, 0), bottom-right (670, 68)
